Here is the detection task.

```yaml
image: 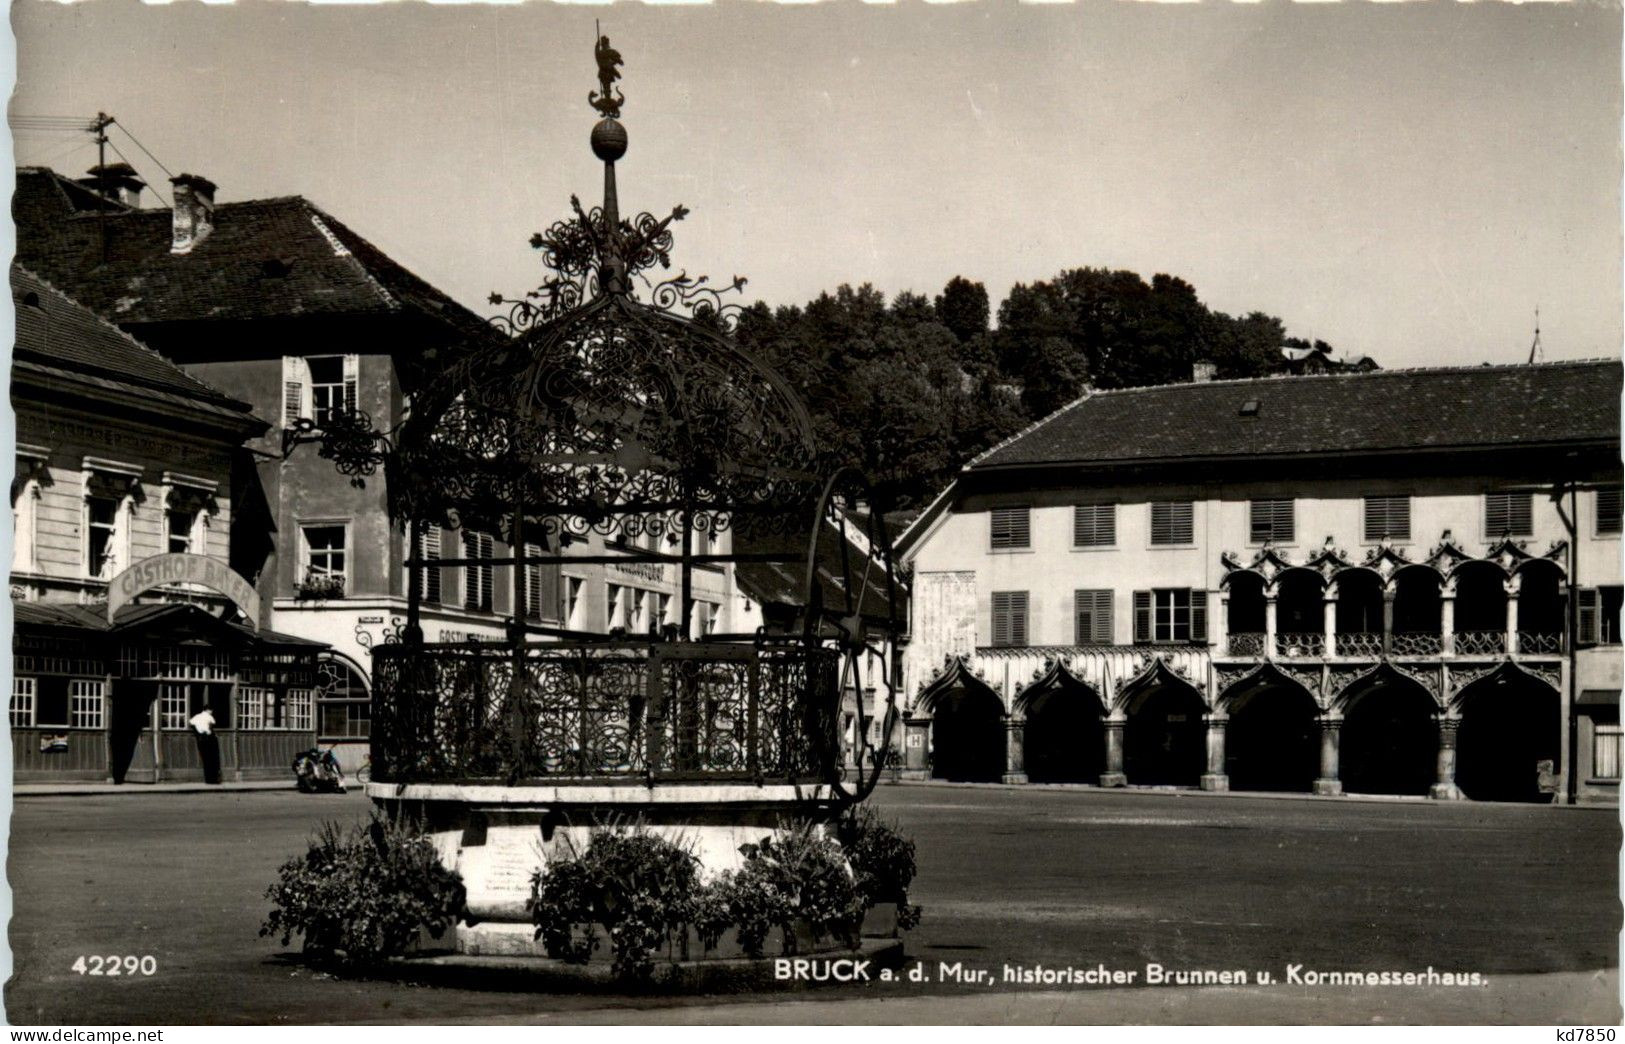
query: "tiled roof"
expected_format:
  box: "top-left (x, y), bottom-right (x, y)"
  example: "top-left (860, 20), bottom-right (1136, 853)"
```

top-left (12, 265), bottom-right (262, 426)
top-left (733, 516), bottom-right (909, 627)
top-left (13, 167), bottom-right (492, 338)
top-left (971, 359), bottom-right (1622, 471)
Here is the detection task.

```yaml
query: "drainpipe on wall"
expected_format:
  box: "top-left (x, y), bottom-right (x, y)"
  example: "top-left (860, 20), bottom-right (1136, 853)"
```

top-left (1566, 478), bottom-right (1580, 805)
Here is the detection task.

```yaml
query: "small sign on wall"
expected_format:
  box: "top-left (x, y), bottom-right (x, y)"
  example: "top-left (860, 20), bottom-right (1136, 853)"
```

top-left (39, 734), bottom-right (69, 754)
top-left (907, 733), bottom-right (923, 749)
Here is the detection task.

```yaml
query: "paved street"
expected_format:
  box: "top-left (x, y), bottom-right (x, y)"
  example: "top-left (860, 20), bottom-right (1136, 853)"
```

top-left (5, 783), bottom-right (1620, 1024)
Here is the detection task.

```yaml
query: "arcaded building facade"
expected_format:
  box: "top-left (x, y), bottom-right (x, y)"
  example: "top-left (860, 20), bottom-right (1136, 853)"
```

top-left (896, 360), bottom-right (1622, 804)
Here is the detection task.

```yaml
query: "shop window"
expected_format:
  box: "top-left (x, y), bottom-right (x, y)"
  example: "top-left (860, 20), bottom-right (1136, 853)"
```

top-left (1485, 492), bottom-right (1533, 538)
top-left (990, 507), bottom-right (1030, 550)
top-left (69, 680), bottom-right (105, 730)
top-left (1073, 504), bottom-right (1116, 548)
top-left (463, 530), bottom-right (493, 611)
top-left (11, 677), bottom-right (36, 728)
top-left (1363, 495), bottom-right (1411, 542)
top-left (1594, 725), bottom-right (1621, 780)
top-left (236, 687), bottom-right (269, 731)
top-left (317, 659), bottom-right (370, 739)
top-left (1249, 499), bottom-right (1294, 544)
top-left (991, 591), bottom-right (1028, 647)
top-left (1150, 501), bottom-right (1194, 546)
top-left (159, 685), bottom-right (189, 730)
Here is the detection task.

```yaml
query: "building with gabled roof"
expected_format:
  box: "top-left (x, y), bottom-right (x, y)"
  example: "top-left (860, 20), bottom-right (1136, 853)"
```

top-left (895, 359), bottom-right (1623, 805)
top-left (10, 265), bottom-right (332, 783)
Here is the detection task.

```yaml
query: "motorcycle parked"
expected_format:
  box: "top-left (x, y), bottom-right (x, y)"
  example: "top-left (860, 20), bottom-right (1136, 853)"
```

top-left (292, 748), bottom-right (346, 793)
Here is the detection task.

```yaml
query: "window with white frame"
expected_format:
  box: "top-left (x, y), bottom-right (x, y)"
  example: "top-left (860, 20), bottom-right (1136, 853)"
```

top-left (607, 583), bottom-right (625, 630)
top-left (1485, 492), bottom-right (1534, 538)
top-left (658, 593), bottom-right (672, 632)
top-left (236, 686), bottom-right (269, 731)
top-left (564, 577), bottom-right (584, 627)
top-left (159, 684), bottom-right (189, 730)
top-left (167, 509), bottom-right (197, 555)
top-left (284, 688), bottom-right (314, 732)
top-left (1073, 503), bottom-right (1116, 548)
top-left (11, 677), bottom-right (36, 728)
top-left (69, 679), bottom-right (105, 730)
top-left (301, 525), bottom-right (348, 595)
top-left (1149, 501), bottom-right (1194, 546)
top-left (283, 355), bottom-right (359, 428)
top-left (1134, 589), bottom-right (1209, 644)
top-left (463, 530), bottom-right (493, 611)
top-left (86, 495), bottom-right (120, 580)
top-left (693, 600), bottom-right (719, 638)
top-left (1594, 725), bottom-right (1622, 780)
top-left (1363, 495), bottom-right (1411, 542)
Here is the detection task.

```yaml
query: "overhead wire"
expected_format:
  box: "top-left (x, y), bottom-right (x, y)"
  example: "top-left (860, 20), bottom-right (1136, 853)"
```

top-left (110, 122), bottom-right (175, 181)
top-left (106, 138), bottom-right (171, 208)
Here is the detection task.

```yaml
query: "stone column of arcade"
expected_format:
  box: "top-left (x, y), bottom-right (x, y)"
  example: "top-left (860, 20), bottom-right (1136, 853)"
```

top-left (1440, 578), bottom-right (1457, 656)
top-left (1201, 713), bottom-right (1229, 791)
top-left (1263, 586), bottom-right (1279, 661)
top-left (1100, 715), bottom-right (1127, 787)
top-left (1313, 715), bottom-right (1343, 796)
top-left (1322, 584), bottom-right (1338, 659)
top-left (1430, 715), bottom-right (1463, 799)
top-left (1504, 576), bottom-right (1521, 656)
top-left (1002, 716), bottom-right (1028, 784)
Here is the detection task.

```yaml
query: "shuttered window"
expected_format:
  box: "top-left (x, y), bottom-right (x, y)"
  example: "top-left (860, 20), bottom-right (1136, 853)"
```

top-left (1249, 499), bottom-right (1294, 544)
top-left (1073, 504), bottom-right (1116, 548)
top-left (1578, 587), bottom-right (1600, 645)
top-left (1149, 501), bottom-right (1194, 546)
top-left (990, 507), bottom-right (1030, 549)
top-left (1135, 589), bottom-right (1207, 643)
top-left (991, 591), bottom-right (1029, 647)
top-left (1598, 488), bottom-right (1622, 535)
top-left (417, 524), bottom-right (441, 605)
top-left (1485, 492), bottom-right (1533, 538)
top-left (463, 531), bottom-right (493, 612)
top-left (1363, 496), bottom-right (1411, 542)
top-left (1074, 589), bottom-right (1113, 644)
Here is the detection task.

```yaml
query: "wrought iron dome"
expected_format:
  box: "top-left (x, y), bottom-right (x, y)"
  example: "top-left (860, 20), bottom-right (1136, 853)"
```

top-left (383, 42), bottom-right (818, 541)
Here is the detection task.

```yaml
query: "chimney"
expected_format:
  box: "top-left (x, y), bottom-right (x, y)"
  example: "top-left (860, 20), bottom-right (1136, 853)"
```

top-left (1192, 359), bottom-right (1217, 383)
top-left (169, 173), bottom-right (217, 254)
top-left (77, 163), bottom-right (145, 207)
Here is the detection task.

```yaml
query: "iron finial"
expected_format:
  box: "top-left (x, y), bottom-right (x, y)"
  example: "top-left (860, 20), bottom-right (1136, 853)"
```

top-left (590, 34), bottom-right (625, 119)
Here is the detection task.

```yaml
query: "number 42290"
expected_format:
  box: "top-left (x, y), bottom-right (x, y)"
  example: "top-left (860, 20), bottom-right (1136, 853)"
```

top-left (71, 955), bottom-right (157, 976)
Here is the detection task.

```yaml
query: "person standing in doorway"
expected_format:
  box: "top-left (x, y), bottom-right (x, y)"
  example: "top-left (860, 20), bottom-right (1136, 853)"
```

top-left (189, 705), bottom-right (221, 785)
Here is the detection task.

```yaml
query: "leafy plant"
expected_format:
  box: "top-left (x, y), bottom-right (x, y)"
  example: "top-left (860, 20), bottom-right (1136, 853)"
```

top-left (736, 822), bottom-right (865, 953)
top-left (839, 806), bottom-right (923, 931)
top-left (528, 823), bottom-right (701, 982)
top-left (295, 570), bottom-right (346, 601)
top-left (260, 813), bottom-right (465, 963)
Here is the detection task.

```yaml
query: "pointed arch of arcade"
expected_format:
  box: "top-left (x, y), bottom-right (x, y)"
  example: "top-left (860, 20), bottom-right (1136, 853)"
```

top-left (1114, 657), bottom-right (1208, 787)
top-left (1450, 661), bottom-right (1561, 804)
top-left (1216, 663), bottom-right (1321, 793)
top-left (915, 657), bottom-right (1007, 783)
top-left (1014, 659), bottom-right (1107, 784)
top-left (1334, 663), bottom-right (1441, 796)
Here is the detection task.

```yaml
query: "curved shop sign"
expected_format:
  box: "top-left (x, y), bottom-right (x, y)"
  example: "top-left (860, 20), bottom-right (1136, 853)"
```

top-left (108, 554), bottom-right (261, 630)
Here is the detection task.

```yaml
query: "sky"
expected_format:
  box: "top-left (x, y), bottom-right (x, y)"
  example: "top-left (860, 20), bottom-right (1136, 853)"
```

top-left (9, 0), bottom-right (1622, 369)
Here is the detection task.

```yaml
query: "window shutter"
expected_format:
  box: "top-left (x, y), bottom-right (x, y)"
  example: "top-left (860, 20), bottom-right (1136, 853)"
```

top-left (990, 507), bottom-right (1030, 549)
top-left (342, 354), bottom-right (360, 414)
top-left (1486, 492), bottom-right (1533, 537)
top-left (1189, 589), bottom-right (1208, 643)
top-left (1249, 500), bottom-right (1294, 544)
top-left (1598, 488), bottom-right (1622, 535)
top-left (281, 356), bottom-right (309, 426)
top-left (992, 591), bottom-right (1028, 647)
top-left (1363, 496), bottom-right (1411, 542)
top-left (1151, 502), bottom-right (1194, 545)
top-left (418, 524), bottom-right (441, 604)
top-left (1578, 587), bottom-right (1599, 645)
top-left (1075, 589), bottom-right (1113, 644)
top-left (1073, 504), bottom-right (1116, 547)
top-left (1133, 590), bottom-right (1152, 644)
